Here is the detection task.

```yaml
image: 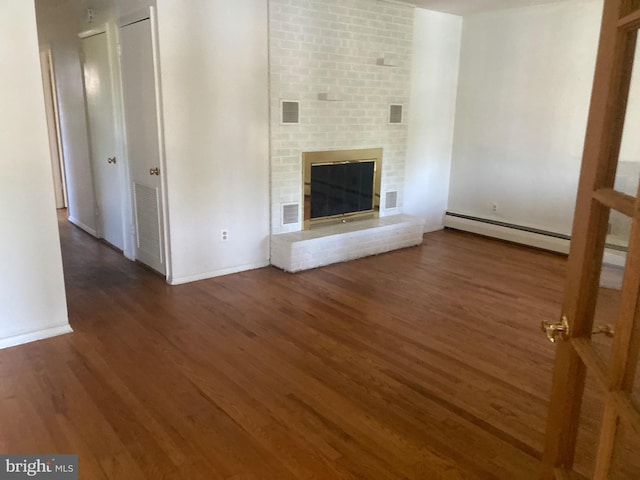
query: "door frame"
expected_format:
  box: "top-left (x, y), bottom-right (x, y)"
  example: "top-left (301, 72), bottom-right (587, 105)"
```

top-left (39, 46), bottom-right (68, 209)
top-left (118, 6), bottom-right (172, 281)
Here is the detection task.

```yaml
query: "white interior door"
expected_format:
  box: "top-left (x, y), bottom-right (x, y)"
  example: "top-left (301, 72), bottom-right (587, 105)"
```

top-left (82, 32), bottom-right (124, 250)
top-left (120, 17), bottom-right (166, 275)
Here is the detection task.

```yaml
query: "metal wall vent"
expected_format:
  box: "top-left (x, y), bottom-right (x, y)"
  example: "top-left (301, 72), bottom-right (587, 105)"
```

top-left (388, 104), bottom-right (403, 124)
top-left (282, 203), bottom-right (300, 225)
top-left (281, 100), bottom-right (300, 124)
top-left (385, 191), bottom-right (398, 209)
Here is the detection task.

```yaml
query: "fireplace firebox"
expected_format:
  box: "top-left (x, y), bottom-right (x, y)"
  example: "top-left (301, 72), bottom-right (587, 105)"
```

top-left (303, 148), bottom-right (382, 230)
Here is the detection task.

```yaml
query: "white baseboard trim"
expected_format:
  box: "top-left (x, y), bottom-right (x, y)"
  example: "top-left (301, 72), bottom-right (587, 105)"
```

top-left (443, 213), bottom-right (571, 254)
top-left (0, 324), bottom-right (73, 350)
top-left (68, 215), bottom-right (98, 237)
top-left (168, 260), bottom-right (271, 285)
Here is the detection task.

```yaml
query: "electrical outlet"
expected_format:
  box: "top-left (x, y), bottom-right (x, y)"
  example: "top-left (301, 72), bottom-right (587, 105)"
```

top-left (221, 229), bottom-right (229, 241)
top-left (491, 203), bottom-right (498, 213)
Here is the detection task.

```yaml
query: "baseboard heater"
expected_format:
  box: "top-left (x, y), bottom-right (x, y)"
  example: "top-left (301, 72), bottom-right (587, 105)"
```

top-left (443, 211), bottom-right (571, 254)
top-left (443, 212), bottom-right (626, 264)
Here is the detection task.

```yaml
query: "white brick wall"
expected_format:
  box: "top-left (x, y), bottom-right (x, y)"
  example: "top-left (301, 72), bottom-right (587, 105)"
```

top-left (269, 0), bottom-right (414, 234)
top-left (271, 214), bottom-right (424, 272)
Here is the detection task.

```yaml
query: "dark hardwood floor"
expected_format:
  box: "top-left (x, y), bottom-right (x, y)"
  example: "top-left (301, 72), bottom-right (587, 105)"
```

top-left (0, 213), bottom-right (595, 478)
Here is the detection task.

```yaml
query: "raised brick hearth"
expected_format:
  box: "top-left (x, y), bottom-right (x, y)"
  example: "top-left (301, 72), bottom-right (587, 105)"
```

top-left (270, 214), bottom-right (423, 272)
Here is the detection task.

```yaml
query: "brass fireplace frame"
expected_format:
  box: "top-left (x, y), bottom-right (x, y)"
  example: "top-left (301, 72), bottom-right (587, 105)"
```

top-left (302, 148), bottom-right (383, 230)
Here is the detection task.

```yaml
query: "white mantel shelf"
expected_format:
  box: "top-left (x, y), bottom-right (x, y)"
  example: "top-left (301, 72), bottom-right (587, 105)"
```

top-left (270, 214), bottom-right (424, 272)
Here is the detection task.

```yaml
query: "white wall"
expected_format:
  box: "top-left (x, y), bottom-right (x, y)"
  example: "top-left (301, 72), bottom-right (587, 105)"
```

top-left (619, 44), bottom-right (640, 167)
top-left (448, 0), bottom-right (602, 236)
top-left (0, 1), bottom-right (70, 348)
top-left (269, 0), bottom-right (415, 235)
top-left (156, 0), bottom-right (271, 284)
top-left (115, 0), bottom-right (156, 19)
top-left (611, 42), bottom-right (640, 242)
top-left (404, 9), bottom-right (461, 232)
top-left (35, 0), bottom-right (97, 235)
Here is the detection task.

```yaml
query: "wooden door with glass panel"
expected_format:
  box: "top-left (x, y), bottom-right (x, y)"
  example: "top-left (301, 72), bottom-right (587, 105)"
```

top-left (540, 0), bottom-right (640, 479)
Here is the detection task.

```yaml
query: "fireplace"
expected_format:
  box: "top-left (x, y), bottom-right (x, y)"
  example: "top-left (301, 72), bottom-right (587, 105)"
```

top-left (303, 148), bottom-right (382, 230)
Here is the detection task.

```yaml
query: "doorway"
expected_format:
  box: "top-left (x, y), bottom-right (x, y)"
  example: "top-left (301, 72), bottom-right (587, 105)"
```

top-left (35, 1), bottom-right (170, 279)
top-left (39, 47), bottom-right (67, 210)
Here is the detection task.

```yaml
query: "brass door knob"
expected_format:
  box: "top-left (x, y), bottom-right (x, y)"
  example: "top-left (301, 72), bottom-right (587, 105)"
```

top-left (149, 167), bottom-right (160, 176)
top-left (108, 157), bottom-right (116, 164)
top-left (541, 316), bottom-right (570, 343)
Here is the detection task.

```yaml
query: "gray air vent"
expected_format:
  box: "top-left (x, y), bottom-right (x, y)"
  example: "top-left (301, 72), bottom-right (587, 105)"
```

top-left (282, 203), bottom-right (299, 225)
top-left (281, 100), bottom-right (300, 124)
top-left (385, 191), bottom-right (398, 209)
top-left (388, 104), bottom-right (403, 124)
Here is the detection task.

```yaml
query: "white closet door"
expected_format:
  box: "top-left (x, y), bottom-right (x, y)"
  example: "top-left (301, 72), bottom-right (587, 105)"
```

top-left (120, 18), bottom-right (165, 274)
top-left (82, 32), bottom-right (123, 250)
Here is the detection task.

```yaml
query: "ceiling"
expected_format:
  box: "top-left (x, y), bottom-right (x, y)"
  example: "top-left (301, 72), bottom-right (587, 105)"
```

top-left (42, 0), bottom-right (582, 19)
top-left (402, 0), bottom-right (578, 16)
